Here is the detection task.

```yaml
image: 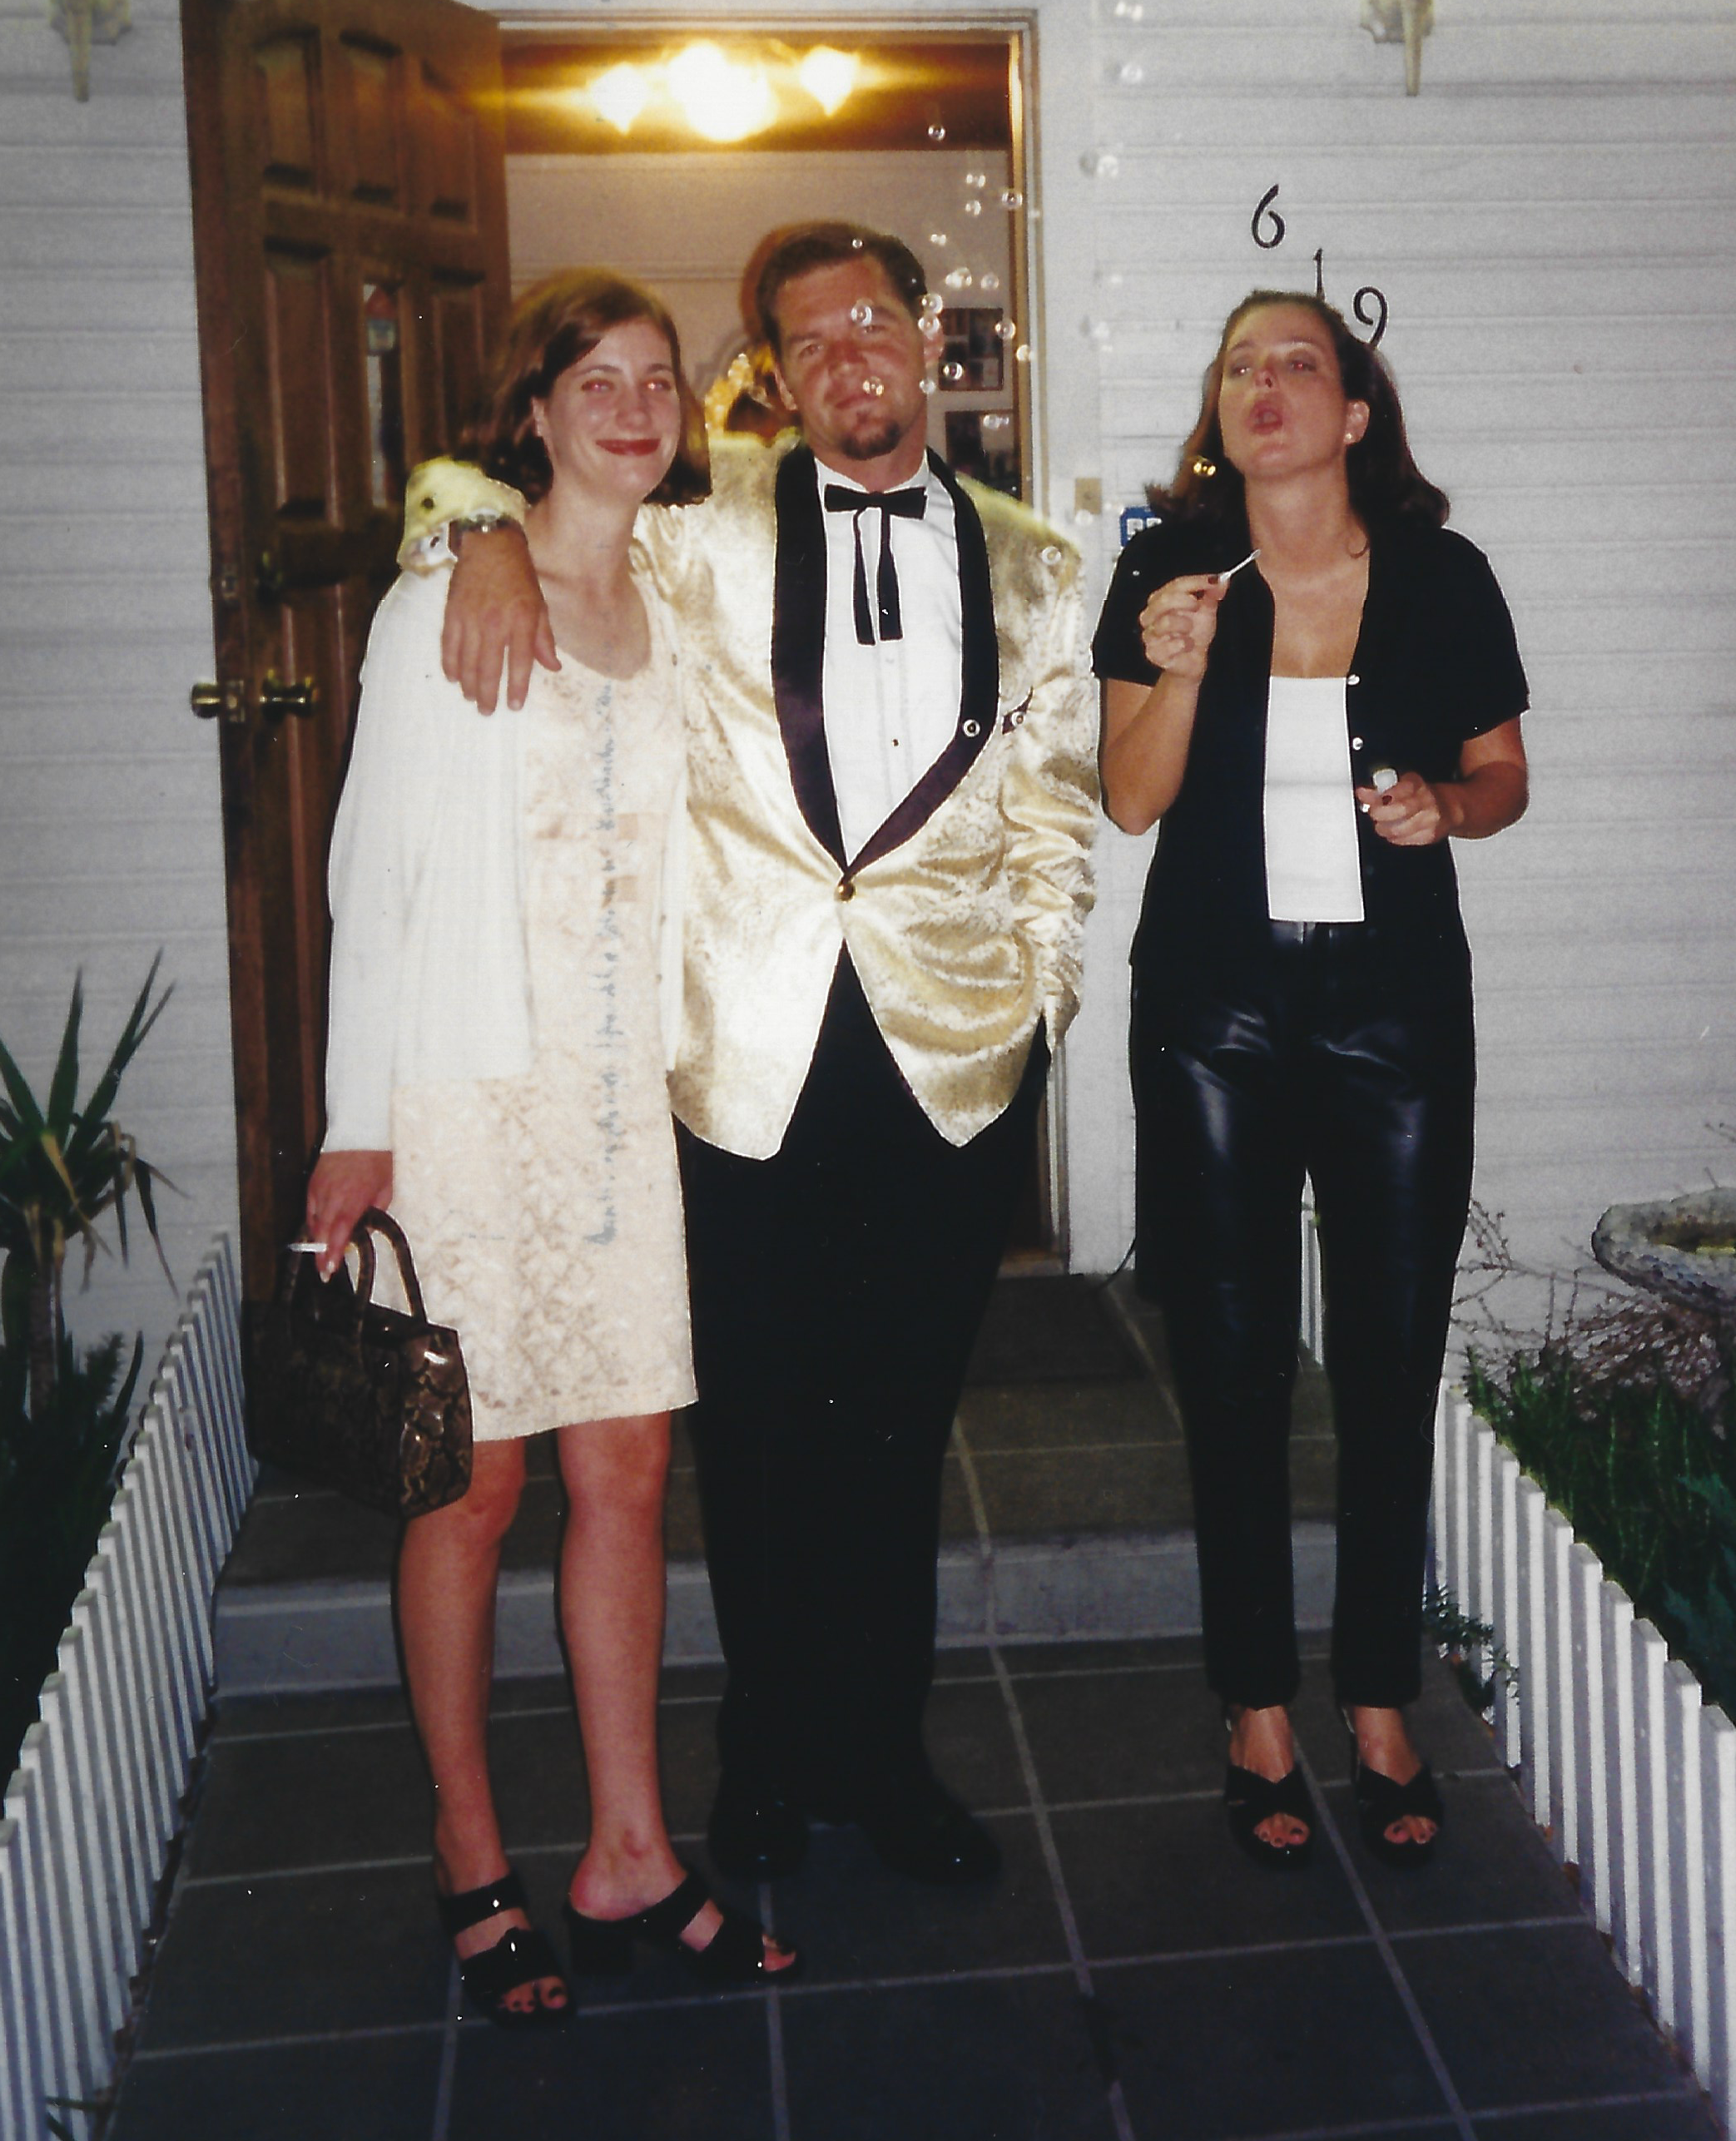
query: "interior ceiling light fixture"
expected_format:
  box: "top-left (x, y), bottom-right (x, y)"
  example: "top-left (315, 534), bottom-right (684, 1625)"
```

top-left (667, 41), bottom-right (776, 141)
top-left (796, 45), bottom-right (858, 116)
top-left (588, 61), bottom-right (649, 133)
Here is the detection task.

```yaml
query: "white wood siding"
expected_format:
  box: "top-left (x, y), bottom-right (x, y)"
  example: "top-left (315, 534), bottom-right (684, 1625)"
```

top-left (1065, 0), bottom-right (1736, 1286)
top-left (0, 0), bottom-right (235, 1365)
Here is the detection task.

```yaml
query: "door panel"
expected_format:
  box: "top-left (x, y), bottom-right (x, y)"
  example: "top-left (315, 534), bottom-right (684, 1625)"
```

top-left (183, 0), bottom-right (509, 1305)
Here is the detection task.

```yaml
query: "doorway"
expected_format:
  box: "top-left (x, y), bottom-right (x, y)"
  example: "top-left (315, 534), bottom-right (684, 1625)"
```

top-left (182, 8), bottom-right (1059, 1297)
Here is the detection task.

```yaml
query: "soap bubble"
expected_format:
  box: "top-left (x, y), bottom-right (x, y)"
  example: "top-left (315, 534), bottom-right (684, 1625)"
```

top-left (920, 313), bottom-right (943, 341)
top-left (929, 230), bottom-right (948, 249)
top-left (980, 271), bottom-right (1000, 293)
top-left (963, 198), bottom-right (982, 218)
top-left (1113, 0), bottom-right (1145, 16)
top-left (943, 267), bottom-right (973, 291)
top-left (964, 169), bottom-right (987, 189)
top-left (850, 300), bottom-right (873, 325)
top-left (927, 122), bottom-right (946, 144)
top-left (1118, 60), bottom-right (1145, 85)
top-left (982, 411), bottom-right (1012, 433)
top-left (994, 319), bottom-right (1018, 341)
top-left (851, 235), bottom-right (865, 250)
top-left (1041, 545), bottom-right (1063, 565)
top-left (920, 290), bottom-right (945, 315)
top-left (941, 361), bottom-right (965, 384)
top-left (1082, 317), bottom-right (1113, 344)
top-left (920, 375), bottom-right (938, 395)
top-left (1081, 150), bottom-right (1122, 180)
top-left (1014, 344), bottom-right (1033, 364)
top-left (1000, 188), bottom-right (1024, 211)
top-left (861, 376), bottom-right (885, 397)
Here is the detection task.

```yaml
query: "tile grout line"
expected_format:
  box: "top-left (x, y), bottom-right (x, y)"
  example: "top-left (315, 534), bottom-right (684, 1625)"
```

top-left (176, 1765), bottom-right (1515, 1891)
top-left (990, 1642), bottom-right (1141, 2141)
top-left (1297, 1747), bottom-right (1476, 2141)
top-left (1097, 1281), bottom-right (1186, 1436)
top-left (957, 1424), bottom-right (1136, 2136)
top-left (426, 1957), bottom-right (461, 2141)
top-left (758, 1878), bottom-right (793, 2141)
top-left (208, 1644), bottom-right (1358, 1746)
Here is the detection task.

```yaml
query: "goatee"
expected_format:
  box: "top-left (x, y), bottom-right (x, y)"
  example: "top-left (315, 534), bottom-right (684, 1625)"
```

top-left (838, 421), bottom-right (906, 463)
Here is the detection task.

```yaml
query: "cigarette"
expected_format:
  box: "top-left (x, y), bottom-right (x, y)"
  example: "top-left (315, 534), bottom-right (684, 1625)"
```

top-left (1370, 765), bottom-right (1399, 793)
top-left (287, 1240), bottom-right (330, 1255)
top-left (1212, 550), bottom-right (1260, 584)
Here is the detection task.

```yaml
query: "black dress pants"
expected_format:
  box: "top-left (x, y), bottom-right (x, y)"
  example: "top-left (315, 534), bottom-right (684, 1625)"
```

top-left (1136, 922), bottom-right (1475, 1710)
top-left (679, 958), bottom-right (1048, 1806)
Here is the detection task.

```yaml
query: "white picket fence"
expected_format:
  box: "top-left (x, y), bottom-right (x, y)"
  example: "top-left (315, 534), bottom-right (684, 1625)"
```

top-left (1433, 1386), bottom-right (1735, 2134)
top-left (0, 1237), bottom-right (251, 2141)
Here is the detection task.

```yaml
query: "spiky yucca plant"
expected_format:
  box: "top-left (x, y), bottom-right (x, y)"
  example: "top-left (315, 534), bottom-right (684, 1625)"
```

top-left (0, 957), bottom-right (173, 1421)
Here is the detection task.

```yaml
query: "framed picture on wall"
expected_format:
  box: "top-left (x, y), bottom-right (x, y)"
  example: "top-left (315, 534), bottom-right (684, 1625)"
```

top-left (945, 409), bottom-right (1020, 498)
top-left (939, 308), bottom-right (1004, 392)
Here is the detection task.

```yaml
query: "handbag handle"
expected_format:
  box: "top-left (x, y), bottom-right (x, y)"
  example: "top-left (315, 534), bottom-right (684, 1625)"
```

top-left (348, 1207), bottom-right (430, 1324)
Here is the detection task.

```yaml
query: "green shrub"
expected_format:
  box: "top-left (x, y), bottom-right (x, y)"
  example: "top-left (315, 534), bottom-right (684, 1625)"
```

top-left (0, 961), bottom-right (171, 1781)
top-left (1463, 1205), bottom-right (1736, 1716)
top-left (0, 1326), bottom-right (142, 1777)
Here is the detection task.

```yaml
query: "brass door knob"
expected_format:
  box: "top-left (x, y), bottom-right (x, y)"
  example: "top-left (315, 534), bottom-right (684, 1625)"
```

top-left (259, 672), bottom-right (320, 721)
top-left (189, 680), bottom-right (246, 721)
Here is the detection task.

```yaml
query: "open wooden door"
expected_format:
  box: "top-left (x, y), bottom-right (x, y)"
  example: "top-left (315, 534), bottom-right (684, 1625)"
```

top-left (182, 0), bottom-right (510, 1306)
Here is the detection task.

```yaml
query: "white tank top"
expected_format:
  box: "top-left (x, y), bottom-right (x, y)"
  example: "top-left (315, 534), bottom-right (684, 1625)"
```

top-left (1262, 676), bottom-right (1365, 923)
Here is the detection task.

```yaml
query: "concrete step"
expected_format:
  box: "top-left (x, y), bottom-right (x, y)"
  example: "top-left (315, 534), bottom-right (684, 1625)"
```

top-left (215, 1276), bottom-right (1342, 1695)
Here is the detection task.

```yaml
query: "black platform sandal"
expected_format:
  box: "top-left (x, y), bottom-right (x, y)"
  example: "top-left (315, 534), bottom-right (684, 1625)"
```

top-left (1223, 1761), bottom-right (1316, 1869)
top-left (438, 1869), bottom-right (569, 2029)
top-left (1352, 1757), bottom-right (1445, 1869)
top-left (564, 1866), bottom-right (800, 1984)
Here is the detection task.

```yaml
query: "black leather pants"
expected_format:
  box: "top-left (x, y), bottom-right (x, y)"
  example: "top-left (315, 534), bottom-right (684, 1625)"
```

top-left (1135, 922), bottom-right (1475, 1709)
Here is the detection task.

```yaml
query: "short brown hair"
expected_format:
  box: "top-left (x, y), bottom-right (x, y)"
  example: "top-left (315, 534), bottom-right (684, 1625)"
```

top-left (753, 223), bottom-right (927, 355)
top-left (467, 270), bottom-right (710, 507)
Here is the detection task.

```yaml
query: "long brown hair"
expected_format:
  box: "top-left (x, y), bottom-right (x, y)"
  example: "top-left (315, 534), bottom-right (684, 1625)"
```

top-left (467, 270), bottom-right (710, 508)
top-left (1152, 290), bottom-right (1447, 535)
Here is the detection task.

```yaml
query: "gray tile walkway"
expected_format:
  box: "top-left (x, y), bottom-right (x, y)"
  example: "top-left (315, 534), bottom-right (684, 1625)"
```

top-left (105, 1279), bottom-right (1719, 2141)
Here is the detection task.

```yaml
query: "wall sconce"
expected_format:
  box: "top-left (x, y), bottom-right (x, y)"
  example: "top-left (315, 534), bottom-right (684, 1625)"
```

top-left (1362, 0), bottom-right (1432, 96)
top-left (667, 42), bottom-right (774, 142)
top-left (796, 46), bottom-right (857, 117)
top-left (51, 0), bottom-right (129, 99)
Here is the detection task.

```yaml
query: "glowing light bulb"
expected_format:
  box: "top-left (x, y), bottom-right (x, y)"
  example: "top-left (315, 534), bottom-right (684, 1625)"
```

top-left (588, 62), bottom-right (648, 135)
top-left (667, 43), bottom-right (774, 142)
top-left (796, 46), bottom-right (857, 116)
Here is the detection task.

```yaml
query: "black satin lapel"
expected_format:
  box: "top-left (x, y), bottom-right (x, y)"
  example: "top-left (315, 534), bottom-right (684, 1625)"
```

top-left (848, 454), bottom-right (999, 876)
top-left (771, 444), bottom-right (846, 865)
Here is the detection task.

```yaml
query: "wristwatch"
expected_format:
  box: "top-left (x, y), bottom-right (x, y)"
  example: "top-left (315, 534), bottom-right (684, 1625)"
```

top-left (449, 510), bottom-right (516, 549)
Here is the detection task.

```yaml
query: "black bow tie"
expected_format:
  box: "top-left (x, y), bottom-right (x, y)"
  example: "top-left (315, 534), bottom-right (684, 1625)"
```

top-left (823, 483), bottom-right (928, 645)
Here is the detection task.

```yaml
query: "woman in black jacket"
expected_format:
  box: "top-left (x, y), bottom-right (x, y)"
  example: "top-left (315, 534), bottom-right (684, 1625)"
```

top-left (1094, 290), bottom-right (1528, 1869)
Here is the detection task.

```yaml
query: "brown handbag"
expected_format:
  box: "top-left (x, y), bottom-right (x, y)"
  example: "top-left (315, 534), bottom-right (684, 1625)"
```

top-left (250, 1208), bottom-right (473, 1517)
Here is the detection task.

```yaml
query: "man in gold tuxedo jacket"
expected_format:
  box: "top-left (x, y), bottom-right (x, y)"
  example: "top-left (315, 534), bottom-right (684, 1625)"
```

top-left (412, 225), bottom-right (1097, 1887)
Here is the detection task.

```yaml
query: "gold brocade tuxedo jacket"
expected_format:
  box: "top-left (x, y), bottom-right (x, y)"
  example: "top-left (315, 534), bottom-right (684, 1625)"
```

top-left (403, 436), bottom-right (1099, 1159)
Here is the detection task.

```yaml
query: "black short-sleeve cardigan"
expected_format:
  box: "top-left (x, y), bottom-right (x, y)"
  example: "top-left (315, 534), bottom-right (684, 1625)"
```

top-left (1092, 513), bottom-right (1528, 992)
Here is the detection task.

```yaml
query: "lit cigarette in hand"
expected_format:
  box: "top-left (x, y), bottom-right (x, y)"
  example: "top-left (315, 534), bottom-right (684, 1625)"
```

top-left (1210, 549), bottom-right (1260, 587)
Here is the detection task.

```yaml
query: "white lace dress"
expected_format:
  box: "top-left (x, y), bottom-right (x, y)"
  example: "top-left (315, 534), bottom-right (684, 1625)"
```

top-left (385, 620), bottom-right (695, 1440)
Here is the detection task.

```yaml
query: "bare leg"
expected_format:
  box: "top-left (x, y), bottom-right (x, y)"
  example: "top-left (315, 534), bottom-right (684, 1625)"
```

top-left (558, 1413), bottom-right (794, 1970)
top-left (1347, 1705), bottom-right (1437, 1846)
top-left (1226, 1704), bottom-right (1311, 1851)
top-left (399, 1436), bottom-right (566, 2015)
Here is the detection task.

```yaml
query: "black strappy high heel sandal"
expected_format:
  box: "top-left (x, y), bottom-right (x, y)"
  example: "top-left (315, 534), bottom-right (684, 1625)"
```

top-left (1223, 1708), bottom-right (1315, 1870)
top-left (438, 1868), bottom-right (569, 2029)
top-left (1342, 1712), bottom-right (1445, 1868)
top-left (563, 1866), bottom-right (800, 1984)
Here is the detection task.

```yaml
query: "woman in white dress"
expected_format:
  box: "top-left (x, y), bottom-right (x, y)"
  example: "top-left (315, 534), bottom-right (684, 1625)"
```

top-left (305, 270), bottom-right (797, 2027)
